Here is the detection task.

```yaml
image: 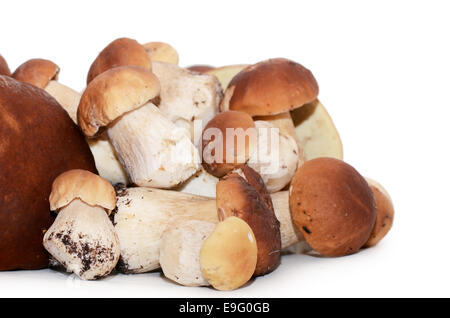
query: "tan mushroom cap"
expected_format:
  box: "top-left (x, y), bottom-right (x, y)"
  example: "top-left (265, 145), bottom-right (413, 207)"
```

top-left (0, 55), bottom-right (10, 76)
top-left (200, 216), bottom-right (257, 291)
top-left (221, 58), bottom-right (319, 116)
top-left (49, 169), bottom-right (116, 213)
top-left (187, 65), bottom-right (215, 73)
top-left (87, 37), bottom-right (152, 84)
top-left (364, 178), bottom-right (394, 247)
top-left (78, 66), bottom-right (161, 137)
top-left (143, 42), bottom-right (179, 65)
top-left (216, 165), bottom-right (281, 276)
top-left (290, 158), bottom-right (376, 257)
top-left (202, 111), bottom-right (256, 177)
top-left (12, 59), bottom-right (59, 89)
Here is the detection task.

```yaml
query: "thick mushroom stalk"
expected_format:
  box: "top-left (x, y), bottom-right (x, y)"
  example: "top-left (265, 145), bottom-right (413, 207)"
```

top-left (248, 120), bottom-right (299, 193)
top-left (77, 66), bottom-right (200, 188)
top-left (152, 61), bottom-right (222, 146)
top-left (113, 187), bottom-right (302, 274)
top-left (43, 170), bottom-right (120, 280)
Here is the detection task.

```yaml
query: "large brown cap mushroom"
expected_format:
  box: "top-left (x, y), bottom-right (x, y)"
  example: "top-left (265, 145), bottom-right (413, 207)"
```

top-left (12, 58), bottom-right (60, 89)
top-left (87, 37), bottom-right (152, 84)
top-left (290, 158), bottom-right (376, 257)
top-left (0, 55), bottom-right (10, 76)
top-left (49, 169), bottom-right (116, 213)
top-left (202, 111), bottom-right (257, 177)
top-left (78, 66), bottom-right (160, 137)
top-left (0, 76), bottom-right (97, 271)
top-left (221, 58), bottom-right (319, 116)
top-left (216, 165), bottom-right (281, 276)
top-left (364, 178), bottom-right (394, 247)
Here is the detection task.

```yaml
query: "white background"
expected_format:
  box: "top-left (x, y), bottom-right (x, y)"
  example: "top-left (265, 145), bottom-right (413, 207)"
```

top-left (0, 0), bottom-right (449, 298)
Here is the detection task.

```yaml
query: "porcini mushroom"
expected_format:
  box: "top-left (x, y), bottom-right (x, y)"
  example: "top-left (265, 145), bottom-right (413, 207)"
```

top-left (43, 170), bottom-right (120, 280)
top-left (87, 37), bottom-right (151, 84)
top-left (205, 64), bottom-right (249, 93)
top-left (113, 187), bottom-right (301, 273)
top-left (160, 220), bottom-right (216, 286)
top-left (202, 111), bottom-right (257, 178)
top-left (220, 58), bottom-right (318, 158)
top-left (364, 178), bottom-right (394, 247)
top-left (77, 66), bottom-right (200, 188)
top-left (0, 54), bottom-right (10, 76)
top-left (12, 58), bottom-right (80, 122)
top-left (291, 99), bottom-right (343, 160)
top-left (143, 42), bottom-right (179, 65)
top-left (187, 65), bottom-right (215, 73)
top-left (216, 165), bottom-right (281, 276)
top-left (151, 61), bottom-right (222, 145)
top-left (289, 158), bottom-right (377, 257)
top-left (200, 216), bottom-right (257, 291)
top-left (176, 167), bottom-right (219, 198)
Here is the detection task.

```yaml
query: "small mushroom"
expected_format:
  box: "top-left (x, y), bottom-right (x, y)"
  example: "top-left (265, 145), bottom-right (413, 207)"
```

top-left (151, 61), bottom-right (222, 145)
top-left (176, 167), bottom-right (219, 198)
top-left (143, 42), bottom-right (179, 64)
top-left (77, 66), bottom-right (200, 188)
top-left (43, 170), bottom-right (120, 280)
top-left (0, 54), bottom-right (11, 76)
top-left (364, 178), bottom-right (394, 247)
top-left (86, 37), bottom-right (151, 84)
top-left (202, 111), bottom-right (257, 177)
top-left (160, 220), bottom-right (216, 286)
top-left (187, 65), bottom-right (215, 73)
top-left (12, 58), bottom-right (80, 122)
top-left (113, 187), bottom-right (301, 273)
top-left (216, 165), bottom-right (281, 276)
top-left (200, 216), bottom-right (257, 291)
top-left (205, 64), bottom-right (249, 92)
top-left (289, 158), bottom-right (377, 257)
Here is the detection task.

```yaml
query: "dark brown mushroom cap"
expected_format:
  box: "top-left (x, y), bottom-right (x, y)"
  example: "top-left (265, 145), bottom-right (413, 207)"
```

top-left (0, 76), bottom-right (97, 271)
top-left (290, 158), bottom-right (376, 257)
top-left (202, 111), bottom-right (256, 177)
top-left (216, 165), bottom-right (281, 276)
top-left (187, 65), bottom-right (215, 73)
top-left (364, 178), bottom-right (394, 247)
top-left (221, 58), bottom-right (319, 116)
top-left (0, 55), bottom-right (10, 76)
top-left (87, 37), bottom-right (151, 84)
top-left (12, 59), bottom-right (59, 89)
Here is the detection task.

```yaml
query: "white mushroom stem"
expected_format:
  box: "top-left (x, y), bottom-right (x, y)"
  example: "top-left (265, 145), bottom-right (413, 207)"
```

top-left (247, 121), bottom-right (299, 193)
top-left (44, 80), bottom-right (81, 123)
top-left (43, 199), bottom-right (120, 280)
top-left (151, 62), bottom-right (222, 146)
top-left (113, 187), bottom-right (303, 273)
top-left (176, 167), bottom-right (218, 197)
top-left (107, 102), bottom-right (200, 188)
top-left (44, 82), bottom-right (129, 185)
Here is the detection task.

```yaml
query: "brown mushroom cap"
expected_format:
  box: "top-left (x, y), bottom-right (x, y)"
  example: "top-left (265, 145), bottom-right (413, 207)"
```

top-left (216, 165), bottom-right (281, 275)
top-left (87, 38), bottom-right (152, 84)
top-left (12, 59), bottom-right (59, 89)
top-left (0, 76), bottom-right (97, 271)
top-left (200, 216), bottom-right (257, 291)
top-left (143, 42), bottom-right (179, 65)
top-left (0, 55), bottom-right (11, 76)
top-left (202, 111), bottom-right (256, 177)
top-left (187, 65), bottom-right (215, 73)
top-left (290, 158), bottom-right (376, 257)
top-left (78, 66), bottom-right (161, 137)
top-left (50, 169), bottom-right (116, 213)
top-left (364, 178), bottom-right (394, 247)
top-left (221, 58), bottom-right (319, 116)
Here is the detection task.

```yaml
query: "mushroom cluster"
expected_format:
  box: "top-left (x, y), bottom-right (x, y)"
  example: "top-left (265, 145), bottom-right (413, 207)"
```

top-left (0, 38), bottom-right (394, 290)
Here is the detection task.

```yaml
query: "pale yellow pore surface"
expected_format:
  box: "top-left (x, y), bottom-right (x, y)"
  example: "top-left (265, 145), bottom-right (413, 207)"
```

top-left (200, 216), bottom-right (257, 291)
top-left (205, 64), bottom-right (249, 91)
top-left (291, 99), bottom-right (343, 161)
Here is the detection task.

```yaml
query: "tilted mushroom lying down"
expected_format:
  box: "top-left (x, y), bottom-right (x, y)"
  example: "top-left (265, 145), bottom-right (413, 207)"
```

top-left (43, 170), bottom-right (120, 280)
top-left (77, 66), bottom-right (200, 188)
top-left (113, 186), bottom-right (303, 274)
